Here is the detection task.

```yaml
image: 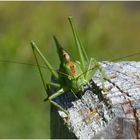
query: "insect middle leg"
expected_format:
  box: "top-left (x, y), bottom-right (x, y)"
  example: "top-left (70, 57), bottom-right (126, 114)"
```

top-left (86, 58), bottom-right (108, 92)
top-left (93, 63), bottom-right (108, 92)
top-left (45, 88), bottom-right (69, 116)
top-left (44, 82), bottom-right (61, 100)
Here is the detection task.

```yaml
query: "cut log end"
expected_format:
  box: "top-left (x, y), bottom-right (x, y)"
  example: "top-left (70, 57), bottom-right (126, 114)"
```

top-left (50, 62), bottom-right (140, 139)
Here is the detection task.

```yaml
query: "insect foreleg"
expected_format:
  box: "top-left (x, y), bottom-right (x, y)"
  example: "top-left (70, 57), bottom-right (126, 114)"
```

top-left (92, 63), bottom-right (108, 92)
top-left (85, 58), bottom-right (108, 92)
top-left (85, 57), bottom-right (96, 80)
top-left (98, 66), bottom-right (107, 92)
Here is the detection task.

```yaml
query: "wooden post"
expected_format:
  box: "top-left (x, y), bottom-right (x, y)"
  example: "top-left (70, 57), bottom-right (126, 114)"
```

top-left (50, 62), bottom-right (140, 139)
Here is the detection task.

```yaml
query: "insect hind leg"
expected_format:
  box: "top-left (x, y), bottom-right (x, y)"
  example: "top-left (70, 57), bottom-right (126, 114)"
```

top-left (45, 88), bottom-right (69, 116)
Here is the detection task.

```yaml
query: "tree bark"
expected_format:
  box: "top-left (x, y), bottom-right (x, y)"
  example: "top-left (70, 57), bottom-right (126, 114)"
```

top-left (50, 62), bottom-right (140, 139)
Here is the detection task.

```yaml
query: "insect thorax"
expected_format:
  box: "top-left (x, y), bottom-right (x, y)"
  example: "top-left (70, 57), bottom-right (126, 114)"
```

top-left (58, 61), bottom-right (88, 93)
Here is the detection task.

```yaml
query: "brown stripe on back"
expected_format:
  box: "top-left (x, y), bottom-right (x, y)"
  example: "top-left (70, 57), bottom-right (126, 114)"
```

top-left (67, 62), bottom-right (77, 77)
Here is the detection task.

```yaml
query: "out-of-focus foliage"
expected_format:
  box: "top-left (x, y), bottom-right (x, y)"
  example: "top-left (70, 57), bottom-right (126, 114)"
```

top-left (0, 2), bottom-right (140, 138)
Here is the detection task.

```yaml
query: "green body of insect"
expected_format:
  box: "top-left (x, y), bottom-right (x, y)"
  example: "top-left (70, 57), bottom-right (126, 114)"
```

top-left (31, 16), bottom-right (106, 116)
top-left (54, 36), bottom-right (88, 93)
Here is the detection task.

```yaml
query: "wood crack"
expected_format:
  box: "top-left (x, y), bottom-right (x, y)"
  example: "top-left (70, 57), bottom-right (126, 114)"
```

top-left (105, 78), bottom-right (132, 98)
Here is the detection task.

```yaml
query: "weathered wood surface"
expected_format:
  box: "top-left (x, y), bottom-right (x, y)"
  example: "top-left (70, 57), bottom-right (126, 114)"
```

top-left (50, 62), bottom-right (140, 139)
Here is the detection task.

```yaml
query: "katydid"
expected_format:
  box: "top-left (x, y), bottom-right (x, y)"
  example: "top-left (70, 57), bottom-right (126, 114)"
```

top-left (30, 16), bottom-right (107, 116)
top-left (0, 17), bottom-right (139, 117)
top-left (0, 17), bottom-right (139, 118)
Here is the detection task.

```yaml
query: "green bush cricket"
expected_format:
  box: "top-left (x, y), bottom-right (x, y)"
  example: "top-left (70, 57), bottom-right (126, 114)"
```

top-left (0, 16), bottom-right (139, 120)
top-left (30, 16), bottom-right (107, 117)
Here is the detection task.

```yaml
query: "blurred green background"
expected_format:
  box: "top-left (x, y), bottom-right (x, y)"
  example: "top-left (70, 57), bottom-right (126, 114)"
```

top-left (0, 2), bottom-right (140, 138)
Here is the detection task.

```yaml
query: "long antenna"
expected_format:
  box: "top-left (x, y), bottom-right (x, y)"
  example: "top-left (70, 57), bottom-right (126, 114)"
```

top-left (0, 52), bottom-right (139, 67)
top-left (110, 52), bottom-right (140, 61)
top-left (0, 60), bottom-right (47, 69)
